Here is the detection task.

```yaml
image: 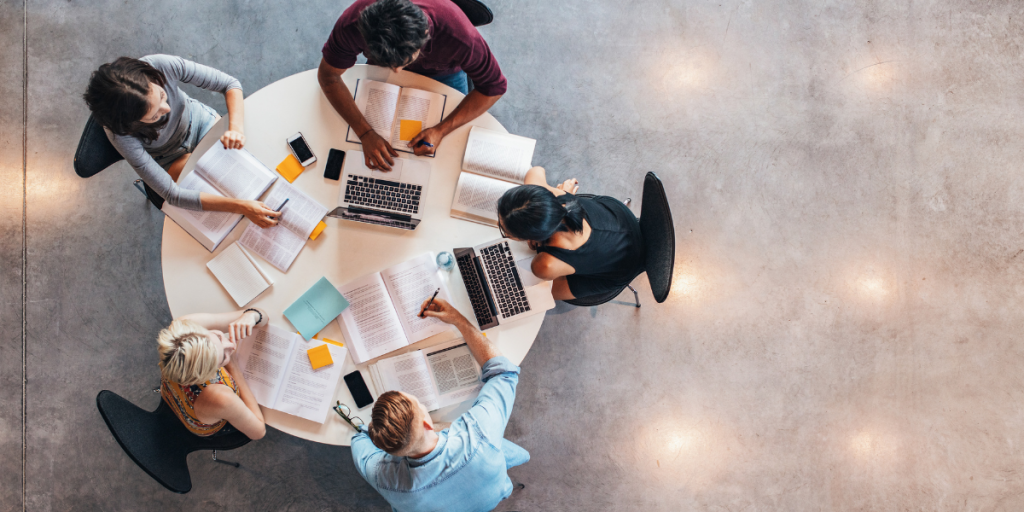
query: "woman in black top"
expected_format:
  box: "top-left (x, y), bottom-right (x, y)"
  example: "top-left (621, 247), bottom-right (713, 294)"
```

top-left (496, 167), bottom-right (645, 301)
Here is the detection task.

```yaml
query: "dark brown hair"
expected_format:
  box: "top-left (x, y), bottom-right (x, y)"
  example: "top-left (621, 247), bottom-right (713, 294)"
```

top-left (368, 391), bottom-right (418, 454)
top-left (83, 57), bottom-right (168, 142)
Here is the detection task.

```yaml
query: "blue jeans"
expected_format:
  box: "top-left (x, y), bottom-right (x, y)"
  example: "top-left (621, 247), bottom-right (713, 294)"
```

top-left (427, 70), bottom-right (469, 95)
top-left (502, 439), bottom-right (530, 469)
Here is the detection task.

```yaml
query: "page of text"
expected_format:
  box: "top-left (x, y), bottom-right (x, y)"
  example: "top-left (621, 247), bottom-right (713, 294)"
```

top-left (336, 272), bottom-right (408, 363)
top-left (426, 343), bottom-right (483, 409)
top-left (275, 342), bottom-right (347, 423)
top-left (379, 351), bottom-right (439, 411)
top-left (451, 172), bottom-right (516, 222)
top-left (348, 79), bottom-right (401, 142)
top-left (462, 126), bottom-right (536, 183)
top-left (237, 324), bottom-right (295, 407)
top-left (196, 144), bottom-right (275, 200)
top-left (262, 180), bottom-right (329, 238)
top-left (389, 87), bottom-right (445, 149)
top-left (381, 253), bottom-right (453, 343)
top-left (238, 222), bottom-right (305, 272)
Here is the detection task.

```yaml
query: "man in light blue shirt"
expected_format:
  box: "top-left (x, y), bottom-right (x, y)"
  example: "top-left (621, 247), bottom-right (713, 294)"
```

top-left (351, 298), bottom-right (530, 512)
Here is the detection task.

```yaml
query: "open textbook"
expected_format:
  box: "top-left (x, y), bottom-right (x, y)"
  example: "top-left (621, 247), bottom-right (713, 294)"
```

top-left (336, 253), bottom-right (454, 364)
top-left (450, 126), bottom-right (537, 226)
top-left (235, 324), bottom-right (348, 424)
top-left (238, 179), bottom-right (329, 272)
top-left (368, 338), bottom-right (483, 412)
top-left (162, 143), bottom-right (278, 251)
top-left (206, 241), bottom-right (273, 307)
top-left (345, 79), bottom-right (447, 156)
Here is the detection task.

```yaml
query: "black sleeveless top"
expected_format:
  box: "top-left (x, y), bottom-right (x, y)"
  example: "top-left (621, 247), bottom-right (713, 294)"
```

top-left (537, 193), bottom-right (645, 297)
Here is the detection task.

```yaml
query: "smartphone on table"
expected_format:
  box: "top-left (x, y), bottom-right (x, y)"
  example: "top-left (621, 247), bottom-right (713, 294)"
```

top-left (287, 132), bottom-right (317, 166)
top-left (344, 370), bottom-right (374, 409)
top-left (324, 149), bottom-right (345, 180)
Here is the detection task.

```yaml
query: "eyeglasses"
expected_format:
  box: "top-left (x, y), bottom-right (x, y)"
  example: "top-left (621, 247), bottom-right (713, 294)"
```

top-left (333, 401), bottom-right (365, 431)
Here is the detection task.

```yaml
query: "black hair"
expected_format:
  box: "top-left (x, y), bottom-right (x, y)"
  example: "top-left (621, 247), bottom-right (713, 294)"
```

top-left (497, 185), bottom-right (586, 242)
top-left (83, 57), bottom-right (168, 142)
top-left (357, 0), bottom-right (430, 68)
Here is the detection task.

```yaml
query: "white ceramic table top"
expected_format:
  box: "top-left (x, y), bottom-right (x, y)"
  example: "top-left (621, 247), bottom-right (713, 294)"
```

top-left (161, 65), bottom-right (543, 446)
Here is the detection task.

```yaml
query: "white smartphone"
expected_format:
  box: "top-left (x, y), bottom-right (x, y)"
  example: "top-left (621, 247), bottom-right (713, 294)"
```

top-left (287, 132), bottom-right (317, 166)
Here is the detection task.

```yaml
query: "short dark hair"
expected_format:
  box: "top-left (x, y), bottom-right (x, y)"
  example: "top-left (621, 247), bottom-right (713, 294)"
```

top-left (498, 185), bottom-right (586, 242)
top-left (358, 0), bottom-right (430, 68)
top-left (83, 57), bottom-right (168, 142)
top-left (368, 391), bottom-right (418, 454)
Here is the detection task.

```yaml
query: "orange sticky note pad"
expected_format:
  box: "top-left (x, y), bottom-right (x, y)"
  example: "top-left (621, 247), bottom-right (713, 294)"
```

top-left (307, 344), bottom-right (334, 370)
top-left (276, 154), bottom-right (305, 183)
top-left (399, 119), bottom-right (423, 141)
top-left (309, 220), bottom-right (327, 240)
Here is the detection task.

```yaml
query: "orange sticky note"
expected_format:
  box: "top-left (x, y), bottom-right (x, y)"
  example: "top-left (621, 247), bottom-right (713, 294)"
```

top-left (307, 344), bottom-right (334, 370)
top-left (309, 220), bottom-right (327, 240)
top-left (276, 154), bottom-right (305, 183)
top-left (399, 119), bottom-right (423, 141)
top-left (321, 337), bottom-right (345, 348)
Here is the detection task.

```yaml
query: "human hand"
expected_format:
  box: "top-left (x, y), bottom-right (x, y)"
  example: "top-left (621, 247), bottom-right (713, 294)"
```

top-left (220, 130), bottom-right (246, 150)
top-left (360, 130), bottom-right (398, 171)
top-left (419, 297), bottom-right (466, 325)
top-left (556, 178), bottom-right (579, 194)
top-left (408, 126), bottom-right (444, 156)
top-left (239, 200), bottom-right (280, 228)
top-left (228, 310), bottom-right (261, 342)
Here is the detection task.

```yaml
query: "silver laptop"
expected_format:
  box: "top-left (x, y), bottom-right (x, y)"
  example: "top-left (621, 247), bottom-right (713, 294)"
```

top-left (454, 238), bottom-right (555, 330)
top-left (327, 150), bottom-right (431, 230)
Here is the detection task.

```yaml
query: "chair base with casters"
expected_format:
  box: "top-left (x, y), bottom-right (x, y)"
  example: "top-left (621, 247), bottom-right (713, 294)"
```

top-left (96, 390), bottom-right (250, 494)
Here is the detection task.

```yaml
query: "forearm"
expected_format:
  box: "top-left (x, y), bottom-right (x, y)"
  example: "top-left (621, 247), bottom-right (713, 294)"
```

top-left (199, 193), bottom-right (246, 214)
top-left (181, 308), bottom-right (265, 331)
top-left (435, 91), bottom-right (501, 137)
top-left (231, 370), bottom-right (265, 422)
top-left (225, 88), bottom-right (245, 132)
top-left (452, 315), bottom-right (502, 366)
top-left (523, 166), bottom-right (548, 186)
top-left (318, 64), bottom-right (373, 138)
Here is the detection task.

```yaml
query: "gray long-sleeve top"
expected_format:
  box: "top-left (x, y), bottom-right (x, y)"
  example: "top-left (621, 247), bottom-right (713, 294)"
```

top-left (105, 54), bottom-right (242, 210)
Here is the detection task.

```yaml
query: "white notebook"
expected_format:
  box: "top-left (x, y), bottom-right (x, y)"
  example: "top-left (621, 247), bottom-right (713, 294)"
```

top-left (335, 253), bottom-right (454, 364)
top-left (450, 126), bottom-right (537, 226)
top-left (344, 78), bottom-right (447, 156)
top-left (162, 144), bottom-right (278, 251)
top-left (238, 179), bottom-right (329, 272)
top-left (368, 338), bottom-right (483, 412)
top-left (235, 324), bottom-right (348, 424)
top-left (206, 242), bottom-right (273, 307)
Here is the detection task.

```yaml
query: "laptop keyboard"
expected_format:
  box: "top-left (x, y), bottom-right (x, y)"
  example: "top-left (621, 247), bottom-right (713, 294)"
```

top-left (480, 243), bottom-right (531, 318)
top-left (456, 251), bottom-right (497, 329)
top-left (344, 176), bottom-right (422, 214)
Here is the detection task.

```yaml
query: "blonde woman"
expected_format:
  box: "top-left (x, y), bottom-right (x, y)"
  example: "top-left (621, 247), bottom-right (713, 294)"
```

top-left (158, 309), bottom-right (267, 439)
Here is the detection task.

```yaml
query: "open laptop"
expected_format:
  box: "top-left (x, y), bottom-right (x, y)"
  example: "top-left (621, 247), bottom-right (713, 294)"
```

top-left (326, 150), bottom-right (430, 230)
top-left (454, 238), bottom-right (555, 330)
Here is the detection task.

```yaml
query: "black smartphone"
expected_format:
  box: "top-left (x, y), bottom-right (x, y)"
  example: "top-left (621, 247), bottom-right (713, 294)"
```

top-left (344, 370), bottom-right (374, 409)
top-left (324, 149), bottom-right (345, 180)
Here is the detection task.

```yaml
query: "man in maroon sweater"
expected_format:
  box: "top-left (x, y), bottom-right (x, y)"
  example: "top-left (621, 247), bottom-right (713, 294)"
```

top-left (318, 0), bottom-right (507, 170)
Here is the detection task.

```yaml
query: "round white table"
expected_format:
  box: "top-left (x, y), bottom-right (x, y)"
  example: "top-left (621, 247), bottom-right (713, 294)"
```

top-left (161, 65), bottom-right (544, 446)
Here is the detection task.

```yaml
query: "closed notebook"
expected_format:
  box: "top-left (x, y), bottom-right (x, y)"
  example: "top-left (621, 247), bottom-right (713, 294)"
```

top-left (284, 277), bottom-right (349, 340)
top-left (206, 242), bottom-right (273, 307)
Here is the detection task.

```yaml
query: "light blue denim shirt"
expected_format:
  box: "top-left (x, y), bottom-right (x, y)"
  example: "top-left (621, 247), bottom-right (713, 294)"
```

top-left (352, 356), bottom-right (520, 512)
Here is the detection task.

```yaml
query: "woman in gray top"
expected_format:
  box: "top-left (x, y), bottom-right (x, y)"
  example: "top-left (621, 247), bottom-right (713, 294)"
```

top-left (83, 55), bottom-right (279, 228)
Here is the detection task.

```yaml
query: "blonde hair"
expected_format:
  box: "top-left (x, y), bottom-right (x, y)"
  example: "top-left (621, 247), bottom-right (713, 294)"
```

top-left (157, 319), bottom-right (220, 385)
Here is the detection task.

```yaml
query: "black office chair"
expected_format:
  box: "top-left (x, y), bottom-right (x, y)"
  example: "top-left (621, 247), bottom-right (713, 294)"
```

top-left (74, 115), bottom-right (166, 208)
top-left (96, 390), bottom-right (250, 494)
top-left (451, 0), bottom-right (493, 26)
top-left (564, 172), bottom-right (676, 307)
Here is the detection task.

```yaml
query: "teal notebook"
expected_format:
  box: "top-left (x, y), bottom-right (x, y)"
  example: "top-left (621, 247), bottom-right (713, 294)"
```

top-left (284, 277), bottom-right (350, 340)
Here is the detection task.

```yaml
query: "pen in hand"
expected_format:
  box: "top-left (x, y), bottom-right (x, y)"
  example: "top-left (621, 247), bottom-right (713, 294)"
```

top-left (415, 140), bottom-right (434, 148)
top-left (419, 288), bottom-right (440, 318)
top-left (276, 198), bottom-right (290, 212)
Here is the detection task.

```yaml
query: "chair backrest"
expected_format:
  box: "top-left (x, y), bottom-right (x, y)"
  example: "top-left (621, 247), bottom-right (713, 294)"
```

top-left (74, 116), bottom-right (124, 178)
top-left (95, 390), bottom-right (250, 494)
top-left (451, 0), bottom-right (493, 26)
top-left (638, 172), bottom-right (675, 303)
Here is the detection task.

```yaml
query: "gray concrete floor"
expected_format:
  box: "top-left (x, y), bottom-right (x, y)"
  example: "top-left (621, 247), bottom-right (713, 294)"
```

top-left (5, 0), bottom-right (1024, 510)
